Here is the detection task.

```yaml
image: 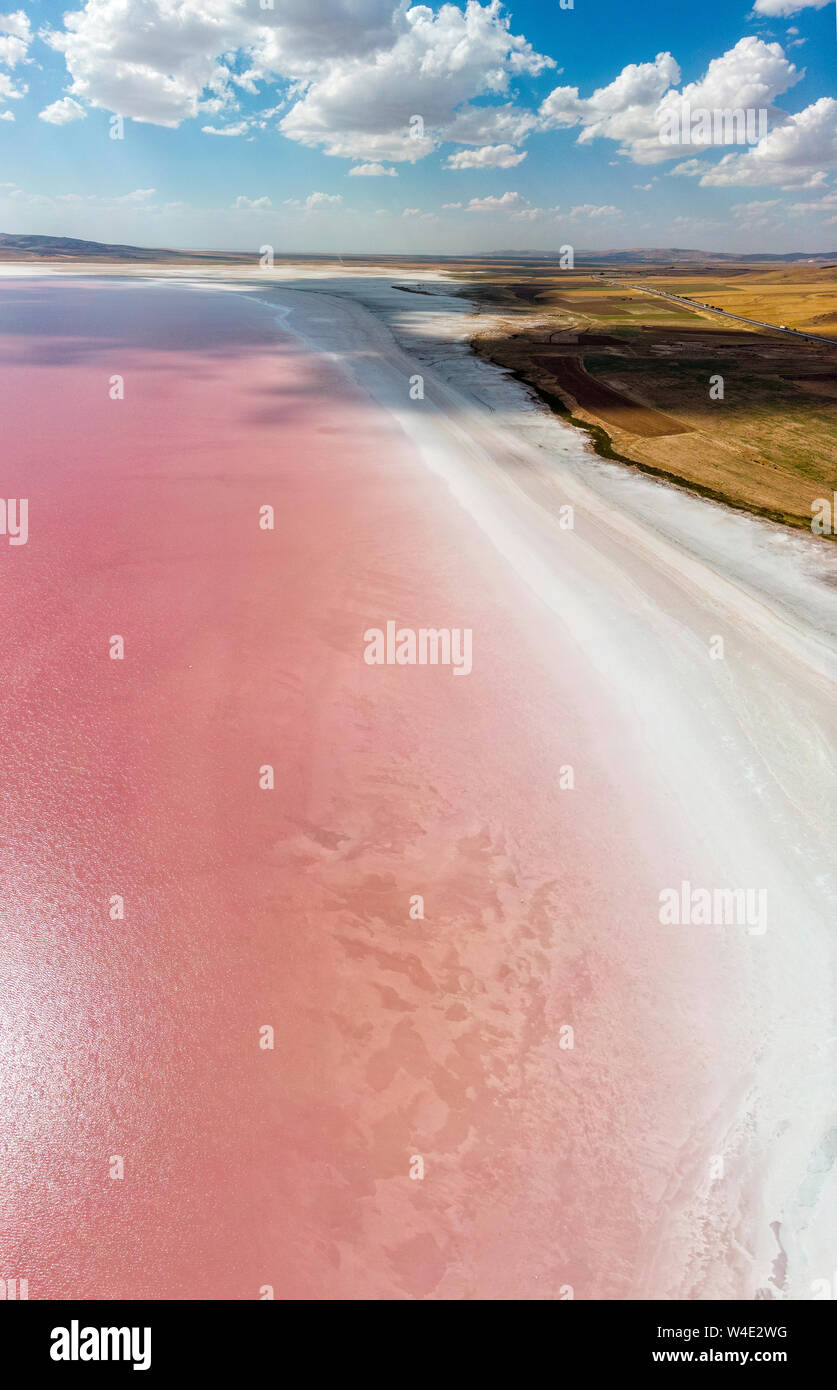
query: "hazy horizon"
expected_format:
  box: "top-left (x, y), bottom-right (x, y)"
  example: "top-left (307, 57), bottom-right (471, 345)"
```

top-left (3, 231), bottom-right (837, 260)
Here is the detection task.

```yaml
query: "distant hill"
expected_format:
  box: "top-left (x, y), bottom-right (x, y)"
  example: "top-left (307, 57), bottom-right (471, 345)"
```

top-left (491, 247), bottom-right (837, 264)
top-left (0, 233), bottom-right (250, 263)
top-left (1, 234), bottom-right (834, 266)
top-left (591, 247), bottom-right (837, 264)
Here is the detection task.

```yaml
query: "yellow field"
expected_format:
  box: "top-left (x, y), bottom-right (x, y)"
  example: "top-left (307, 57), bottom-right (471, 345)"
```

top-left (458, 262), bottom-right (837, 531)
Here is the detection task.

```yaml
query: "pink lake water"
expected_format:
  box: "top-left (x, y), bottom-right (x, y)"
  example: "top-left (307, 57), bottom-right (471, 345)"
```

top-left (0, 276), bottom-right (763, 1299)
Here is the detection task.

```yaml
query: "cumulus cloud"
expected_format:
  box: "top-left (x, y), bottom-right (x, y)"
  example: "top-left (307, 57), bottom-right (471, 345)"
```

top-left (39, 0), bottom-right (552, 164)
top-left (40, 0), bottom-right (245, 126)
top-left (284, 191), bottom-right (343, 211)
top-left (732, 199), bottom-right (781, 215)
top-left (751, 0), bottom-right (829, 14)
top-left (670, 158), bottom-right (704, 177)
top-left (445, 143), bottom-right (526, 168)
top-left (39, 95), bottom-right (87, 124)
top-left (461, 190), bottom-right (555, 219)
top-left (202, 120), bottom-right (249, 136)
top-left (0, 9), bottom-right (29, 66)
top-left (348, 162), bottom-right (397, 176)
top-left (540, 51), bottom-right (681, 155)
top-left (731, 198), bottom-right (785, 227)
top-left (539, 38), bottom-right (802, 165)
top-left (278, 1), bottom-right (553, 161)
top-left (444, 101), bottom-right (538, 147)
top-left (0, 10), bottom-right (30, 40)
top-left (0, 8), bottom-right (29, 97)
top-left (695, 96), bottom-right (837, 186)
top-left (465, 190), bottom-right (530, 213)
top-left (232, 194), bottom-right (272, 209)
top-left (26, 0), bottom-right (837, 216)
top-left (0, 8), bottom-right (30, 70)
top-left (569, 203), bottom-right (620, 217)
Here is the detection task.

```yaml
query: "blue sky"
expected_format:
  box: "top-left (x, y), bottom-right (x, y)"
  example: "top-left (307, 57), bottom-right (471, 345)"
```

top-left (0, 0), bottom-right (835, 252)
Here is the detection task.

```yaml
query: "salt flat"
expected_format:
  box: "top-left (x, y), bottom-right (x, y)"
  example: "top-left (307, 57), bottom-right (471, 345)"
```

top-left (0, 267), bottom-right (834, 1300)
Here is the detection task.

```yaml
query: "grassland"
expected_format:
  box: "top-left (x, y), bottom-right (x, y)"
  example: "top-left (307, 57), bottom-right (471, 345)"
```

top-left (456, 261), bottom-right (837, 531)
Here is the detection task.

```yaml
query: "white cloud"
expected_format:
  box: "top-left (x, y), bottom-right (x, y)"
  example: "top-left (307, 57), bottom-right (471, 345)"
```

top-left (539, 39), bottom-right (802, 165)
top-left (0, 10), bottom-right (30, 41)
top-left (284, 191), bottom-right (343, 212)
top-left (0, 70), bottom-right (23, 100)
top-left (696, 96), bottom-right (837, 186)
top-left (232, 195), bottom-right (272, 210)
top-left (751, 0), bottom-right (829, 14)
top-left (540, 50), bottom-right (681, 157)
top-left (41, 0), bottom-right (243, 126)
top-left (279, 1), bottom-right (553, 161)
top-left (670, 158), bottom-right (705, 177)
top-left (1, 182), bottom-right (162, 213)
top-left (461, 191), bottom-right (551, 220)
top-left (306, 191), bottom-right (342, 209)
top-left (0, 107), bottom-right (13, 120)
top-left (39, 96), bottom-right (87, 125)
top-left (465, 191), bottom-right (530, 213)
top-left (0, 9), bottom-right (30, 70)
top-left (0, 9), bottom-right (28, 98)
top-left (40, 0), bottom-right (552, 164)
top-left (348, 162), bottom-right (397, 176)
top-left (457, 190), bottom-right (557, 219)
top-left (732, 199), bottom-right (781, 215)
top-left (444, 101), bottom-right (538, 146)
top-left (679, 37), bottom-right (801, 114)
top-left (787, 190), bottom-right (837, 216)
top-left (445, 143), bottom-right (526, 168)
top-left (730, 198), bottom-right (785, 227)
top-left (0, 35), bottom-right (25, 66)
top-left (569, 203), bottom-right (620, 217)
top-left (202, 121), bottom-right (249, 136)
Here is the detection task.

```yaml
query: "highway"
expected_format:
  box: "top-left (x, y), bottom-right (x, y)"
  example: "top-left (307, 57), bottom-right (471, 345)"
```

top-left (603, 277), bottom-right (837, 347)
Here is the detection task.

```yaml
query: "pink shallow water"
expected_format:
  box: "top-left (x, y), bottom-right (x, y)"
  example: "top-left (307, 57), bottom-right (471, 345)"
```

top-left (0, 278), bottom-right (718, 1299)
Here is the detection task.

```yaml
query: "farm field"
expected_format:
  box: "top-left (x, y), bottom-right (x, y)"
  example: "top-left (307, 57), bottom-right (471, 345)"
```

top-left (457, 261), bottom-right (837, 529)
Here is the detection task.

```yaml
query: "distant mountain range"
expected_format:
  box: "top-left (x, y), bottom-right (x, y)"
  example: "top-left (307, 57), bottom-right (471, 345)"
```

top-left (0, 233), bottom-right (248, 262)
top-left (492, 247), bottom-right (837, 264)
top-left (0, 233), bottom-right (834, 265)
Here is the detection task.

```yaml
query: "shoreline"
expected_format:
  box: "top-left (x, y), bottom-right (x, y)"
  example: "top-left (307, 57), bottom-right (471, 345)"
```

top-left (440, 271), bottom-right (837, 537)
top-left (6, 256), bottom-right (836, 536)
top-left (2, 268), bottom-right (836, 1298)
top-left (472, 339), bottom-right (837, 537)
